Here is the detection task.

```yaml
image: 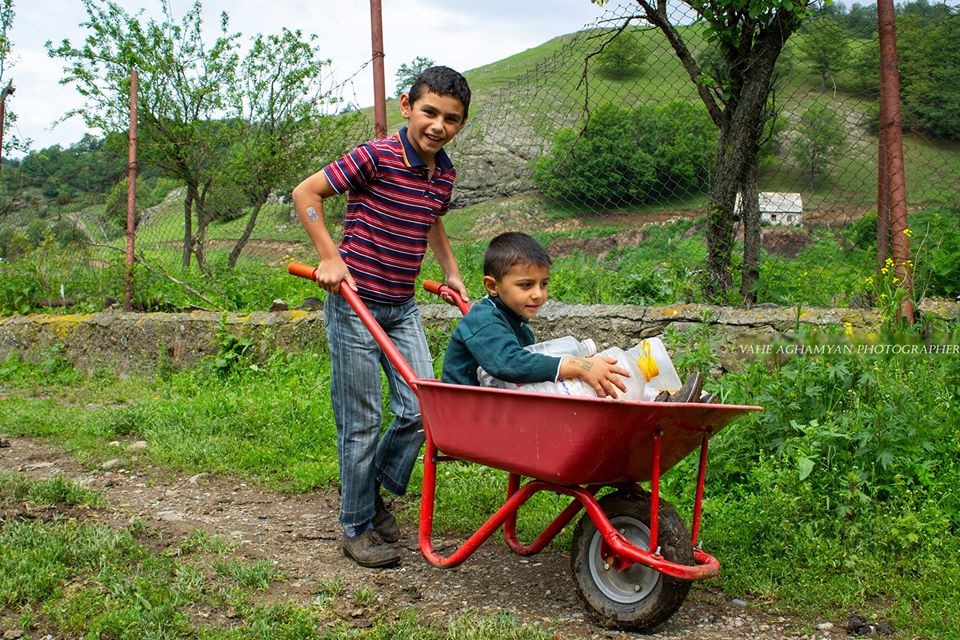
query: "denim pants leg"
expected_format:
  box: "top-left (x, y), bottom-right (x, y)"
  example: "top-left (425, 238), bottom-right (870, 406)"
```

top-left (325, 294), bottom-right (432, 527)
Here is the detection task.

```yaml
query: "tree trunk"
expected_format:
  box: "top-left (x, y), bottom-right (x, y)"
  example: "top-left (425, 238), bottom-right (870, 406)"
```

top-left (192, 181), bottom-right (212, 273)
top-left (227, 197), bottom-right (266, 269)
top-left (703, 23), bottom-right (793, 299)
top-left (181, 184), bottom-right (196, 268)
top-left (740, 158), bottom-right (761, 304)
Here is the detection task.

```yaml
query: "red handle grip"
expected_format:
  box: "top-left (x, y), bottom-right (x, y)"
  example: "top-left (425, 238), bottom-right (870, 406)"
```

top-left (423, 280), bottom-right (444, 295)
top-left (288, 261), bottom-right (318, 281)
top-left (423, 280), bottom-right (470, 316)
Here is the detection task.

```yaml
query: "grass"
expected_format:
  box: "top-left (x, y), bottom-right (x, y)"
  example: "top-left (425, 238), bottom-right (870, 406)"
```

top-left (1, 314), bottom-right (958, 637)
top-left (0, 472), bottom-right (555, 639)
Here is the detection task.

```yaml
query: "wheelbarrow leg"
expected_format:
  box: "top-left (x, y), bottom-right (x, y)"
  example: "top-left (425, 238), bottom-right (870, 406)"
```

top-left (503, 473), bottom-right (597, 556)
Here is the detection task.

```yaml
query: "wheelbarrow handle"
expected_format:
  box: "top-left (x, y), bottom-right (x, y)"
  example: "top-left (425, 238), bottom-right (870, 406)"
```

top-left (423, 280), bottom-right (471, 316)
top-left (286, 261), bottom-right (419, 386)
top-left (287, 261), bottom-right (319, 281)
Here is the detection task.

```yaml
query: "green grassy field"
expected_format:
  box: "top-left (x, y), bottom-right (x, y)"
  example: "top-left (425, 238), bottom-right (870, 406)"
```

top-left (1, 316), bottom-right (957, 637)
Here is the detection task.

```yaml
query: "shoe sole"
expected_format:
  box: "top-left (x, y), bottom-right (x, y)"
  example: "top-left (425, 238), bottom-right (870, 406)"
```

top-left (342, 546), bottom-right (401, 568)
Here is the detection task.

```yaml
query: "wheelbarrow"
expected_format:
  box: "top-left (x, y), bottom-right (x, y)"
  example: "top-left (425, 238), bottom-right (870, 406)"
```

top-left (288, 262), bottom-right (761, 631)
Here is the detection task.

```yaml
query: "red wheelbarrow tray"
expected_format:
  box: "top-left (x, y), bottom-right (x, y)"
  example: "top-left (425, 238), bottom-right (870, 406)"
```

top-left (415, 379), bottom-right (756, 485)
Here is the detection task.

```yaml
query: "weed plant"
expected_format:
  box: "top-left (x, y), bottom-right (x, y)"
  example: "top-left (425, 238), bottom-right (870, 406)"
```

top-left (2, 203), bottom-right (957, 314)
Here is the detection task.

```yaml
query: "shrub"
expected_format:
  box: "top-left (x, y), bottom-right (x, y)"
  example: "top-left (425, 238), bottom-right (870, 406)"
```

top-left (912, 206), bottom-right (960, 298)
top-left (532, 101), bottom-right (716, 208)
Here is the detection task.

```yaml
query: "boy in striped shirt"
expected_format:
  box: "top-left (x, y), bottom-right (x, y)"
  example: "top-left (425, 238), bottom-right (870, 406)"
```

top-left (293, 66), bottom-right (470, 568)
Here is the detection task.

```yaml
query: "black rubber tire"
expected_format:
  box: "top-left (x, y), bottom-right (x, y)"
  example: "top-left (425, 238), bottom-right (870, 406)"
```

top-left (570, 490), bottom-right (695, 631)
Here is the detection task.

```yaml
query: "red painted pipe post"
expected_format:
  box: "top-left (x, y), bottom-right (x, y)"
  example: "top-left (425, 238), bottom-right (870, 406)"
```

top-left (877, 0), bottom-right (914, 323)
top-left (369, 0), bottom-right (387, 139)
top-left (124, 69), bottom-right (139, 311)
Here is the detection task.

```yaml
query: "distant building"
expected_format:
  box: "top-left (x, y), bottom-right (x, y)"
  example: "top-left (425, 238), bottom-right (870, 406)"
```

top-left (735, 192), bottom-right (803, 226)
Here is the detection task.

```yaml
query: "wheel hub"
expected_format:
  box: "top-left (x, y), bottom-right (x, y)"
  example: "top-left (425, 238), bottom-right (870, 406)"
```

top-left (588, 515), bottom-right (660, 603)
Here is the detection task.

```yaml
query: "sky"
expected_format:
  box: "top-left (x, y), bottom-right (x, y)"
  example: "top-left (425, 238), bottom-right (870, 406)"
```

top-left (5, 0), bottom-right (608, 157)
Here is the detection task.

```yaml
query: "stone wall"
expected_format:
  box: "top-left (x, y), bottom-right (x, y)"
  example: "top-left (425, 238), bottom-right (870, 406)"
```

top-left (0, 298), bottom-right (956, 375)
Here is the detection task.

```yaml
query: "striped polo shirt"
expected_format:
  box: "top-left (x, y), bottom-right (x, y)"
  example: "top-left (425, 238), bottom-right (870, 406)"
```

top-left (322, 127), bottom-right (456, 304)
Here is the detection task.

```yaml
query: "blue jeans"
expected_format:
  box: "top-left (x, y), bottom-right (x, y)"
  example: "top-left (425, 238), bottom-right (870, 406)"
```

top-left (324, 293), bottom-right (433, 527)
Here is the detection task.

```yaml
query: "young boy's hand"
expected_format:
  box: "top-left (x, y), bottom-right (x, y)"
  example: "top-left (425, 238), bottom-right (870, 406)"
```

top-left (562, 356), bottom-right (629, 399)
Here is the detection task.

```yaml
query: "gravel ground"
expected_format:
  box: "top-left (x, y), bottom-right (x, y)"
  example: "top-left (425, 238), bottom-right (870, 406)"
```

top-left (0, 436), bottom-right (888, 639)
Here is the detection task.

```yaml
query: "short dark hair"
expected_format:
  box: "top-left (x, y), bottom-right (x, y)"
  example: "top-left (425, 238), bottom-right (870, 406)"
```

top-left (483, 232), bottom-right (552, 280)
top-left (408, 66), bottom-right (471, 119)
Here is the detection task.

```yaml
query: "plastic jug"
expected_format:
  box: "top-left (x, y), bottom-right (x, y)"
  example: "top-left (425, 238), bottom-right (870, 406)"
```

top-left (595, 346), bottom-right (646, 402)
top-left (626, 337), bottom-right (682, 401)
top-left (477, 336), bottom-right (597, 389)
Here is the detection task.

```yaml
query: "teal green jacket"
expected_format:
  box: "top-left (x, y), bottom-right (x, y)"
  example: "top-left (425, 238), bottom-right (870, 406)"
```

top-left (441, 296), bottom-right (561, 386)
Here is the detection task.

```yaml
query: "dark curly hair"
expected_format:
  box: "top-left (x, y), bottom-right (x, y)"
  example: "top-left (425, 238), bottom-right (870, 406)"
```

top-left (408, 66), bottom-right (471, 119)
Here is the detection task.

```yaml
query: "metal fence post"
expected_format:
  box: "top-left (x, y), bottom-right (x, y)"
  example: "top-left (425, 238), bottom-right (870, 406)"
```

top-left (369, 0), bottom-right (387, 139)
top-left (877, 0), bottom-right (914, 322)
top-left (125, 69), bottom-right (138, 311)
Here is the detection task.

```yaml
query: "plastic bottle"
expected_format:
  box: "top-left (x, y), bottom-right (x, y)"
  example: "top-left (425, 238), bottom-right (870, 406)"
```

top-left (526, 336), bottom-right (597, 357)
top-left (626, 337), bottom-right (683, 401)
top-left (477, 336), bottom-right (597, 390)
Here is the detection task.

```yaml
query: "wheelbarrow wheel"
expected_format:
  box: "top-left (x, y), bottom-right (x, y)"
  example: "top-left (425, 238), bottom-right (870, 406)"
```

top-left (570, 489), bottom-right (694, 631)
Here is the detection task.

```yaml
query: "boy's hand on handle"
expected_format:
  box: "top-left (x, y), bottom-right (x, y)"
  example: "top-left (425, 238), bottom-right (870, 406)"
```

top-left (314, 257), bottom-right (356, 295)
top-left (442, 274), bottom-right (469, 305)
top-left (562, 355), bottom-right (629, 399)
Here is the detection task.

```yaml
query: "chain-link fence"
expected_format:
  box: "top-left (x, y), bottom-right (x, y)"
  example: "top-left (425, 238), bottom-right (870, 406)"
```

top-left (1, 1), bottom-right (957, 314)
top-left (448, 0), bottom-right (958, 310)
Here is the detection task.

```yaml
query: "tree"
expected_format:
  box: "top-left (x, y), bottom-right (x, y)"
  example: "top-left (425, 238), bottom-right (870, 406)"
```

top-left (797, 16), bottom-right (851, 91)
top-left (222, 28), bottom-right (361, 267)
top-left (897, 11), bottom-right (960, 141)
top-left (791, 102), bottom-right (845, 187)
top-left (47, 0), bottom-right (241, 269)
top-left (0, 0), bottom-right (28, 215)
top-left (595, 29), bottom-right (648, 79)
top-left (592, 0), bottom-right (819, 301)
top-left (394, 56), bottom-right (434, 97)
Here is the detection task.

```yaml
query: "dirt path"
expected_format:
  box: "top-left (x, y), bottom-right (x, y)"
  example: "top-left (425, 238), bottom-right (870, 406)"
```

top-left (0, 437), bottom-right (847, 639)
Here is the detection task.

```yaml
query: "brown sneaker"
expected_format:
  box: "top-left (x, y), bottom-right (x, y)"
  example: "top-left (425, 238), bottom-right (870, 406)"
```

top-left (342, 528), bottom-right (400, 568)
top-left (668, 372), bottom-right (703, 403)
top-left (373, 493), bottom-right (401, 543)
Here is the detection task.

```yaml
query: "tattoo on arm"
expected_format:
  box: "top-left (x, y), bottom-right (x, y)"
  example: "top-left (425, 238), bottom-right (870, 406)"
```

top-left (570, 358), bottom-right (593, 372)
top-left (306, 206), bottom-right (319, 222)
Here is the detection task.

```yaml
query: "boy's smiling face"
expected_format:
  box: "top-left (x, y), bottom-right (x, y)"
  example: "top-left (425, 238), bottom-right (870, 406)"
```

top-left (484, 262), bottom-right (551, 320)
top-left (399, 90), bottom-right (466, 163)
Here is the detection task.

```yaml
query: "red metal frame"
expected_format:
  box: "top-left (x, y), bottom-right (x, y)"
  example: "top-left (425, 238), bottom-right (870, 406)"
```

top-left (287, 264), bottom-right (760, 583)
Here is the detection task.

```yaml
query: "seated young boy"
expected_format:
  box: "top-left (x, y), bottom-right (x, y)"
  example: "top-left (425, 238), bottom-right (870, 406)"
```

top-left (441, 232), bottom-right (630, 398)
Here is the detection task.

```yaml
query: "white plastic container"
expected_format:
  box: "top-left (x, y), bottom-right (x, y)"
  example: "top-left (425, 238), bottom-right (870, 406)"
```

top-left (481, 343), bottom-right (645, 402)
top-left (512, 376), bottom-right (596, 397)
top-left (477, 336), bottom-right (597, 389)
top-left (595, 346), bottom-right (646, 402)
top-left (626, 337), bottom-right (682, 401)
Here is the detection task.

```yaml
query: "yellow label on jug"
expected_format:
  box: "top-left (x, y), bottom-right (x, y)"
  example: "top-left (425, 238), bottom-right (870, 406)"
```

top-left (637, 339), bottom-right (660, 382)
